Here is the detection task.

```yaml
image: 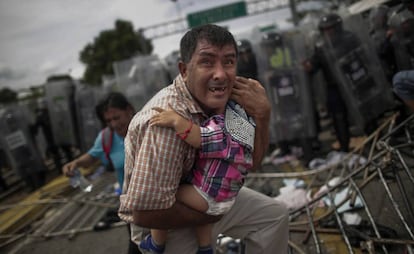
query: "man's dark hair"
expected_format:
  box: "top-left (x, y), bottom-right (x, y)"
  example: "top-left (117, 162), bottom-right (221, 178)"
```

top-left (180, 24), bottom-right (238, 63)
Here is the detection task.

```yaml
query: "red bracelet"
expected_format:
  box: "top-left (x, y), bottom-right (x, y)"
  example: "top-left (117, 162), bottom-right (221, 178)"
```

top-left (176, 121), bottom-right (193, 140)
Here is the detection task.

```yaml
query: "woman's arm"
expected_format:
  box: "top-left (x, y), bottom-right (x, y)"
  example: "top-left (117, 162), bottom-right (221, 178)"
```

top-left (62, 153), bottom-right (98, 176)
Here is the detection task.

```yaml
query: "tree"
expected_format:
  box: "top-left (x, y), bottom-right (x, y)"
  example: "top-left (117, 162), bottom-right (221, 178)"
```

top-left (0, 87), bottom-right (18, 104)
top-left (80, 19), bottom-right (153, 86)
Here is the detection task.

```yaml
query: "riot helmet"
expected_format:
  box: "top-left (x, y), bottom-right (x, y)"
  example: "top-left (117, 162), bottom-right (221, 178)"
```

top-left (236, 39), bottom-right (258, 79)
top-left (237, 39), bottom-right (253, 54)
top-left (368, 5), bottom-right (390, 31)
top-left (318, 13), bottom-right (343, 33)
top-left (261, 32), bottom-right (283, 47)
top-left (388, 8), bottom-right (414, 36)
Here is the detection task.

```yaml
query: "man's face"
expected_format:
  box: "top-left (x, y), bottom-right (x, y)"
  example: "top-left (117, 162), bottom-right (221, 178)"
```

top-left (179, 39), bottom-right (237, 115)
top-left (103, 107), bottom-right (133, 137)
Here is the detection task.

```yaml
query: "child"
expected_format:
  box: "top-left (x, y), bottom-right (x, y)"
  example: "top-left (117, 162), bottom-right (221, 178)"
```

top-left (139, 100), bottom-right (255, 254)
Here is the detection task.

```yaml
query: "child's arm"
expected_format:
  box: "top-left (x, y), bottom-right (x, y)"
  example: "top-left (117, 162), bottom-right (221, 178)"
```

top-left (150, 107), bottom-right (201, 148)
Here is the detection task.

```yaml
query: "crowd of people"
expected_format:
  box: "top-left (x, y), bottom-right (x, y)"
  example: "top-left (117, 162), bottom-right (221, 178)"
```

top-left (94, 2), bottom-right (414, 251)
top-left (1, 0), bottom-right (413, 253)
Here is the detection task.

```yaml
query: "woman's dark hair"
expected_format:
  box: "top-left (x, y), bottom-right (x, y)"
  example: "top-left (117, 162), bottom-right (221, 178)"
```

top-left (180, 24), bottom-right (238, 63)
top-left (95, 92), bottom-right (134, 127)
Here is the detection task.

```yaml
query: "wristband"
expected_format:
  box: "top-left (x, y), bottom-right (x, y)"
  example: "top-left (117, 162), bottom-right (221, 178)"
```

top-left (176, 121), bottom-right (193, 140)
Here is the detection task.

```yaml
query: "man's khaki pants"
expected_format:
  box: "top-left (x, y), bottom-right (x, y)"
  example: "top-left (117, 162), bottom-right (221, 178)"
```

top-left (131, 187), bottom-right (289, 254)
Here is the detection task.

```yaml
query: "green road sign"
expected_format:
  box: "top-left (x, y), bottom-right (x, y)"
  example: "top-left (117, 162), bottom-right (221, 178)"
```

top-left (187, 1), bottom-right (247, 28)
top-left (259, 24), bottom-right (278, 32)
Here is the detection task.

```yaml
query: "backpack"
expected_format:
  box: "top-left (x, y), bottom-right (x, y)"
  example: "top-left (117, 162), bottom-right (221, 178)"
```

top-left (101, 127), bottom-right (114, 171)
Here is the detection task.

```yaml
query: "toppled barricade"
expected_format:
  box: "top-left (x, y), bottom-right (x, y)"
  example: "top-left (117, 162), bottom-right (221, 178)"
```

top-left (247, 113), bottom-right (414, 253)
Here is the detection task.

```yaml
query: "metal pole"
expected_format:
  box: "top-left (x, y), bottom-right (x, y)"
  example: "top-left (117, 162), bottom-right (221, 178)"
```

top-left (289, 0), bottom-right (299, 26)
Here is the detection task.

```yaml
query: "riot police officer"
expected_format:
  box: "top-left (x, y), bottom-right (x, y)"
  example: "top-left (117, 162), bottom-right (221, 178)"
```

top-left (391, 0), bottom-right (414, 113)
top-left (303, 13), bottom-right (356, 152)
top-left (259, 30), bottom-right (319, 160)
top-left (32, 98), bottom-right (62, 171)
top-left (385, 0), bottom-right (414, 72)
top-left (236, 39), bottom-right (258, 80)
top-left (1, 107), bottom-right (47, 191)
top-left (379, 0), bottom-right (414, 112)
top-left (369, 5), bottom-right (395, 81)
top-left (260, 32), bottom-right (296, 155)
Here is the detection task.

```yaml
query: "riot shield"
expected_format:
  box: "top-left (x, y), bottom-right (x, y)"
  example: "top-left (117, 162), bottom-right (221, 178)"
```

top-left (0, 105), bottom-right (47, 189)
top-left (317, 14), bottom-right (395, 134)
top-left (44, 78), bottom-right (79, 149)
top-left (75, 86), bottom-right (104, 152)
top-left (163, 50), bottom-right (180, 82)
top-left (257, 30), bottom-right (317, 146)
top-left (113, 55), bottom-right (170, 112)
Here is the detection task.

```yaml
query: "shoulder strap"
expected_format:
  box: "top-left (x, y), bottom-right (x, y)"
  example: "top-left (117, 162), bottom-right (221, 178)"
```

top-left (101, 127), bottom-right (113, 161)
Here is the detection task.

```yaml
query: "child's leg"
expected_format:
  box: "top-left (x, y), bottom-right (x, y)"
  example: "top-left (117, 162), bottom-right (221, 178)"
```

top-left (177, 184), bottom-right (213, 254)
top-left (139, 229), bottom-right (166, 253)
top-left (151, 229), bottom-right (167, 247)
top-left (176, 184), bottom-right (209, 212)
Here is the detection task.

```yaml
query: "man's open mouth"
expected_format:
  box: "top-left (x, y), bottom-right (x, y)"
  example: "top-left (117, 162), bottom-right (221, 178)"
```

top-left (209, 87), bottom-right (226, 92)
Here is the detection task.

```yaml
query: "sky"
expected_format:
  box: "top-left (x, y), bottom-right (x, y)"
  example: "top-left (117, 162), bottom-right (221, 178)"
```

top-left (0, 0), bottom-right (319, 91)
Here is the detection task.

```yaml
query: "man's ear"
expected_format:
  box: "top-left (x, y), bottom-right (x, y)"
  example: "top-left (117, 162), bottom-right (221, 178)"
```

top-left (178, 61), bottom-right (187, 81)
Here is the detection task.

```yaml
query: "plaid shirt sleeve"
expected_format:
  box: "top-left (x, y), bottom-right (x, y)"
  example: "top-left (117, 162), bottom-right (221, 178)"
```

top-left (118, 84), bottom-right (197, 222)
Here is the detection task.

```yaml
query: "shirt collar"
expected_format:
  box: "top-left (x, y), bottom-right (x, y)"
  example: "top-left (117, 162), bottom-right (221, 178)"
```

top-left (173, 75), bottom-right (206, 117)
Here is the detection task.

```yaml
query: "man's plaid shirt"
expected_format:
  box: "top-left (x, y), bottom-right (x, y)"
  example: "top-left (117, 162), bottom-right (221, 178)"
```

top-left (119, 76), bottom-right (205, 223)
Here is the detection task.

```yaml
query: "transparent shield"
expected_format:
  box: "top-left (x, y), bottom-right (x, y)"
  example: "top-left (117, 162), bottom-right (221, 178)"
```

top-left (257, 29), bottom-right (317, 144)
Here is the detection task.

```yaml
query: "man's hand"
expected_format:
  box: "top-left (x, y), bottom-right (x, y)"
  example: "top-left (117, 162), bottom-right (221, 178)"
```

top-left (231, 76), bottom-right (271, 121)
top-left (231, 76), bottom-right (271, 169)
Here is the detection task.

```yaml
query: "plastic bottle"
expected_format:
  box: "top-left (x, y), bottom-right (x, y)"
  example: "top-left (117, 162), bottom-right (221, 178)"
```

top-left (70, 168), bottom-right (93, 192)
